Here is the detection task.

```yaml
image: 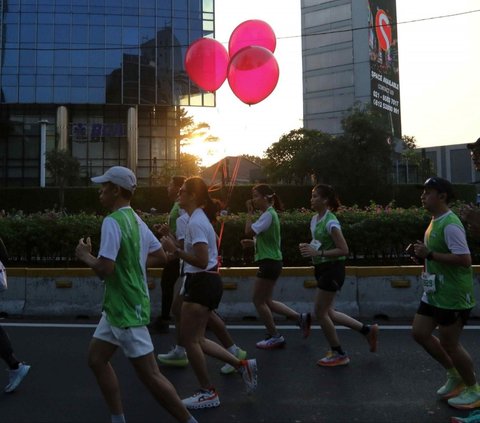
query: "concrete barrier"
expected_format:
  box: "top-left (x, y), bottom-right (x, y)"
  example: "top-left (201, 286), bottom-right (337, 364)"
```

top-left (2, 266), bottom-right (480, 321)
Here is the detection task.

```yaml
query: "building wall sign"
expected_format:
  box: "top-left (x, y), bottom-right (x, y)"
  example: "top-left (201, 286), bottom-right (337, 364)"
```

top-left (71, 123), bottom-right (127, 142)
top-left (368, 0), bottom-right (401, 137)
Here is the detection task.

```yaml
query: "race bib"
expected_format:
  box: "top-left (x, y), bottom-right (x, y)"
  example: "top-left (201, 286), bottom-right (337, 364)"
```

top-left (421, 271), bottom-right (436, 294)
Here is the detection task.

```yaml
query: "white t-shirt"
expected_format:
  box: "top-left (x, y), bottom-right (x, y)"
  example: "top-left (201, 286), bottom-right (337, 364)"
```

top-left (251, 210), bottom-right (272, 235)
top-left (98, 207), bottom-right (162, 287)
top-left (176, 213), bottom-right (189, 241)
top-left (183, 208), bottom-right (218, 273)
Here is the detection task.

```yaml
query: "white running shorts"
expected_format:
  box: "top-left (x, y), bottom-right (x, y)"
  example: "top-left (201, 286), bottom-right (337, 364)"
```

top-left (93, 312), bottom-right (154, 358)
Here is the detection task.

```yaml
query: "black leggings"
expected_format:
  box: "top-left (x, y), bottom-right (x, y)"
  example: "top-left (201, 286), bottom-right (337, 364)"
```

top-left (160, 258), bottom-right (180, 320)
top-left (0, 325), bottom-right (19, 369)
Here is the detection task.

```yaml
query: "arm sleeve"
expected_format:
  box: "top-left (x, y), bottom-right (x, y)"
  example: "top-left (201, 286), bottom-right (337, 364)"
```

top-left (146, 228), bottom-right (162, 253)
top-left (251, 212), bottom-right (273, 235)
top-left (444, 224), bottom-right (470, 255)
top-left (189, 220), bottom-right (209, 245)
top-left (176, 214), bottom-right (188, 241)
top-left (97, 217), bottom-right (122, 261)
top-left (326, 220), bottom-right (341, 235)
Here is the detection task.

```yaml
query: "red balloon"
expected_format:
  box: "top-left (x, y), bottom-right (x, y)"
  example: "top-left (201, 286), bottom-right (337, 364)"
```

top-left (228, 20), bottom-right (276, 58)
top-left (185, 38), bottom-right (229, 92)
top-left (228, 46), bottom-right (279, 105)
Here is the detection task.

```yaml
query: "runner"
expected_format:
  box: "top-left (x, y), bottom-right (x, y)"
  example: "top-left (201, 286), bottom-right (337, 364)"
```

top-left (160, 176), bottom-right (257, 410)
top-left (75, 166), bottom-right (196, 423)
top-left (299, 184), bottom-right (378, 366)
top-left (0, 236), bottom-right (31, 393)
top-left (411, 177), bottom-right (480, 410)
top-left (242, 184), bottom-right (311, 349)
top-left (156, 213), bottom-right (248, 375)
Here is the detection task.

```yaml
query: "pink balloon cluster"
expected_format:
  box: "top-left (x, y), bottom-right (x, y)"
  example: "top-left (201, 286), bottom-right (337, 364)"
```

top-left (184, 20), bottom-right (279, 105)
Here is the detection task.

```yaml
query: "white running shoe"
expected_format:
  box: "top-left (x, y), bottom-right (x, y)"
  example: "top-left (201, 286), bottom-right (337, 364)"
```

top-left (4, 363), bottom-right (31, 393)
top-left (157, 346), bottom-right (189, 367)
top-left (238, 359), bottom-right (258, 394)
top-left (182, 388), bottom-right (220, 409)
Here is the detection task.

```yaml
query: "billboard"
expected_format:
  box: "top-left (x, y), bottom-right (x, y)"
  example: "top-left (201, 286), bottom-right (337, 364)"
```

top-left (368, 0), bottom-right (401, 137)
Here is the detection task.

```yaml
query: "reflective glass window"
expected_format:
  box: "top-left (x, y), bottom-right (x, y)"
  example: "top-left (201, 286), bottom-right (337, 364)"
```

top-left (55, 25), bottom-right (71, 43)
top-left (3, 51), bottom-right (19, 67)
top-left (20, 13), bottom-right (36, 24)
top-left (36, 75), bottom-right (53, 86)
top-left (38, 12), bottom-right (54, 24)
top-left (36, 50), bottom-right (54, 67)
top-left (89, 26), bottom-right (105, 45)
top-left (20, 24), bottom-right (36, 42)
top-left (54, 50), bottom-right (71, 67)
top-left (2, 87), bottom-right (19, 103)
top-left (19, 86), bottom-right (35, 102)
top-left (19, 75), bottom-right (34, 86)
top-left (54, 14), bottom-right (71, 24)
top-left (1, 75), bottom-right (18, 86)
top-left (71, 87), bottom-right (88, 103)
top-left (71, 25), bottom-right (88, 43)
top-left (36, 86), bottom-right (53, 102)
top-left (54, 75), bottom-right (71, 86)
top-left (5, 24), bottom-right (19, 43)
top-left (54, 87), bottom-right (69, 103)
top-left (89, 50), bottom-right (105, 68)
top-left (19, 50), bottom-right (35, 67)
top-left (37, 25), bottom-right (54, 43)
top-left (105, 15), bottom-right (122, 25)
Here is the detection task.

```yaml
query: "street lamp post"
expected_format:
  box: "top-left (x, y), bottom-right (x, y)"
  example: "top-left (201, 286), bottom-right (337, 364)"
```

top-left (37, 119), bottom-right (49, 188)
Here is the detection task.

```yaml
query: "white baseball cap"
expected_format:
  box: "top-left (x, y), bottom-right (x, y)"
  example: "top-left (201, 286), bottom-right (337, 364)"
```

top-left (91, 166), bottom-right (137, 192)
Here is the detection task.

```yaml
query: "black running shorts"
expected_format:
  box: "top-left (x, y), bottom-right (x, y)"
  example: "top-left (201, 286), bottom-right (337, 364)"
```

top-left (314, 261), bottom-right (345, 292)
top-left (256, 259), bottom-right (283, 281)
top-left (183, 271), bottom-right (223, 310)
top-left (416, 301), bottom-right (472, 327)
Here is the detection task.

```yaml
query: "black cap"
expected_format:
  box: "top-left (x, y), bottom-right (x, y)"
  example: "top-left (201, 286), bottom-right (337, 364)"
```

top-left (422, 177), bottom-right (454, 201)
top-left (467, 138), bottom-right (480, 150)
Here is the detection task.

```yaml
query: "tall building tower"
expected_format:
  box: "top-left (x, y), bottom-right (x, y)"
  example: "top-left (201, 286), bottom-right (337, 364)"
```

top-left (0, 0), bottom-right (215, 187)
top-left (301, 0), bottom-right (401, 138)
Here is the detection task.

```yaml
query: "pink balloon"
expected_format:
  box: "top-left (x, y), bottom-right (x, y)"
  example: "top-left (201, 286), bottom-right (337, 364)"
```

top-left (185, 38), bottom-right (229, 92)
top-left (228, 20), bottom-right (276, 58)
top-left (228, 46), bottom-right (279, 105)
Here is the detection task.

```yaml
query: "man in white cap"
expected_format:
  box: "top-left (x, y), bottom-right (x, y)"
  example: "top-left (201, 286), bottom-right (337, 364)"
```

top-left (75, 166), bottom-right (197, 423)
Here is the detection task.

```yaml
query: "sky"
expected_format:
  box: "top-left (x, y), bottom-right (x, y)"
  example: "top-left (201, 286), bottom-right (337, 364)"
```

top-left (184, 0), bottom-right (480, 166)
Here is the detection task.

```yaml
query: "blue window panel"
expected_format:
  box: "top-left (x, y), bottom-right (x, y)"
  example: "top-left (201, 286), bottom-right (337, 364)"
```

top-left (55, 5), bottom-right (71, 13)
top-left (54, 50), bottom-right (71, 67)
top-left (37, 25), bottom-right (54, 43)
top-left (71, 75), bottom-right (87, 87)
top-left (2, 66), bottom-right (19, 75)
top-left (38, 12), bottom-right (54, 24)
top-left (105, 50), bottom-right (122, 71)
top-left (105, 14), bottom-right (122, 25)
top-left (20, 24), bottom-right (36, 42)
top-left (71, 66), bottom-right (88, 75)
top-left (19, 75), bottom-right (35, 85)
top-left (55, 25), bottom-right (70, 43)
top-left (139, 16), bottom-right (155, 27)
top-left (37, 67), bottom-right (53, 75)
top-left (19, 50), bottom-right (35, 67)
top-left (54, 87), bottom-right (69, 103)
top-left (20, 13), bottom-right (36, 24)
top-left (19, 86), bottom-right (35, 102)
top-left (36, 50), bottom-right (54, 67)
top-left (71, 50), bottom-right (88, 66)
top-left (5, 24), bottom-right (19, 43)
top-left (89, 26), bottom-right (105, 45)
top-left (90, 6), bottom-right (106, 16)
top-left (123, 27), bottom-right (139, 46)
top-left (36, 75), bottom-right (54, 86)
top-left (88, 50), bottom-right (105, 68)
top-left (71, 87), bottom-right (88, 103)
top-left (71, 25), bottom-right (88, 43)
top-left (54, 13), bottom-right (71, 24)
top-left (1, 75), bottom-right (18, 86)
top-left (123, 15), bottom-right (138, 26)
top-left (54, 75), bottom-right (71, 86)
top-left (36, 86), bottom-right (53, 103)
top-left (88, 88), bottom-right (105, 103)
top-left (3, 51), bottom-right (19, 67)
top-left (1, 87), bottom-right (19, 103)
top-left (89, 76), bottom-right (105, 87)
top-left (105, 26), bottom-right (122, 45)
top-left (140, 0), bottom-right (156, 8)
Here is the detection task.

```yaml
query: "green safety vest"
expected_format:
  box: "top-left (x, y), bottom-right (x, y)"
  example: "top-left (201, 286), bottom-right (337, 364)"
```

top-left (255, 207), bottom-right (282, 261)
top-left (103, 208), bottom-right (150, 328)
top-left (424, 212), bottom-right (474, 310)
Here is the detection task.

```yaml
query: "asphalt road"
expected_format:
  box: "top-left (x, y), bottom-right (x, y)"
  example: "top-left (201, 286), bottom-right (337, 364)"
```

top-left (1, 319), bottom-right (479, 423)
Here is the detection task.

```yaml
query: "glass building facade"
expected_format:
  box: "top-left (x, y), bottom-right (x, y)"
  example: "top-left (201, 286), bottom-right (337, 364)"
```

top-left (0, 0), bottom-right (215, 186)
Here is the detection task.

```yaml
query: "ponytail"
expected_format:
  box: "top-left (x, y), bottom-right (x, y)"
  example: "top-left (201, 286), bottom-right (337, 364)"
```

top-left (253, 184), bottom-right (284, 211)
top-left (313, 184), bottom-right (341, 212)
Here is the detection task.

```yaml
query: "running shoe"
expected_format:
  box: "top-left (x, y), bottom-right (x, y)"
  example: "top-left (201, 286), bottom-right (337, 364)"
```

top-left (437, 373), bottom-right (465, 399)
top-left (220, 348), bottom-right (247, 375)
top-left (317, 350), bottom-right (350, 367)
top-left (182, 388), bottom-right (220, 409)
top-left (4, 363), bottom-right (31, 393)
top-left (451, 410), bottom-right (480, 422)
top-left (256, 335), bottom-right (286, 350)
top-left (238, 359), bottom-right (258, 394)
top-left (299, 312), bottom-right (312, 338)
top-left (366, 323), bottom-right (379, 352)
top-left (448, 386), bottom-right (480, 410)
top-left (157, 346), bottom-right (189, 367)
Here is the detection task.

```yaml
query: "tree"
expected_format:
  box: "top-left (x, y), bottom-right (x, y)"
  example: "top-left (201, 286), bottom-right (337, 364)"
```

top-left (45, 150), bottom-right (80, 210)
top-left (400, 135), bottom-right (435, 182)
top-left (264, 128), bottom-right (331, 183)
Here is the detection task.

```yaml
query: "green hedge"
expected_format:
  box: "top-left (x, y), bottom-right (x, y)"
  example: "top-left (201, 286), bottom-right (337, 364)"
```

top-left (0, 183), bottom-right (476, 214)
top-left (1, 204), bottom-right (478, 267)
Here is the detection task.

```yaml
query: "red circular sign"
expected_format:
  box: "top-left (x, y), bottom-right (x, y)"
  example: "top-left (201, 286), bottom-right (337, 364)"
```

top-left (375, 9), bottom-right (392, 51)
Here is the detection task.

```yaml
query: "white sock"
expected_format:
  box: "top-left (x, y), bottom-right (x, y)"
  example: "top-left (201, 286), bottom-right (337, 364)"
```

top-left (111, 414), bottom-right (126, 423)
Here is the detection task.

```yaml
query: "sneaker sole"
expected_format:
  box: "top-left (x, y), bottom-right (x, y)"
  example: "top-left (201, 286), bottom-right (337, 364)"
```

top-left (440, 384), bottom-right (466, 400)
top-left (317, 359), bottom-right (350, 367)
top-left (448, 399), bottom-right (480, 410)
top-left (156, 358), bottom-right (189, 367)
top-left (256, 342), bottom-right (286, 350)
top-left (220, 365), bottom-right (236, 375)
top-left (184, 399), bottom-right (220, 410)
top-left (4, 366), bottom-right (31, 393)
